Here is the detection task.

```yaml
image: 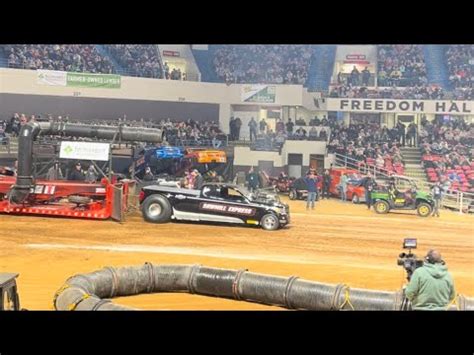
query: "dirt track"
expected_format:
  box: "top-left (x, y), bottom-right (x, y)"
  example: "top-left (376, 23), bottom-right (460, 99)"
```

top-left (0, 197), bottom-right (472, 310)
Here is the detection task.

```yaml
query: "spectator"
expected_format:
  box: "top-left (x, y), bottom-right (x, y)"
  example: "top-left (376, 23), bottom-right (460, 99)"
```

top-left (143, 167), bottom-right (155, 181)
top-left (361, 66), bottom-right (371, 86)
top-left (229, 117), bottom-right (236, 141)
top-left (248, 117), bottom-right (258, 142)
top-left (234, 117), bottom-right (242, 140)
top-left (85, 164), bottom-right (99, 183)
top-left (246, 166), bottom-right (260, 192)
top-left (192, 169), bottom-right (204, 189)
top-left (407, 122), bottom-right (417, 147)
top-left (68, 162), bottom-right (85, 181)
top-left (304, 171), bottom-right (318, 210)
top-left (350, 66), bottom-right (360, 86)
top-left (46, 162), bottom-right (63, 180)
top-left (337, 71), bottom-right (344, 85)
top-left (397, 121), bottom-right (406, 146)
top-left (308, 126), bottom-right (318, 140)
top-left (340, 173), bottom-right (348, 201)
top-left (286, 118), bottom-right (294, 136)
top-left (259, 118), bottom-right (267, 133)
top-left (430, 181), bottom-right (443, 217)
top-left (362, 173), bottom-right (376, 209)
top-left (321, 169), bottom-right (332, 199)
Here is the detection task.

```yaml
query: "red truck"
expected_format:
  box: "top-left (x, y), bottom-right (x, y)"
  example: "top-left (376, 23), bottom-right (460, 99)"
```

top-left (328, 168), bottom-right (367, 203)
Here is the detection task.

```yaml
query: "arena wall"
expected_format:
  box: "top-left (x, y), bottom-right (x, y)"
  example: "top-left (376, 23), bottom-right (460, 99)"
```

top-left (233, 140), bottom-right (327, 176)
top-left (0, 93), bottom-right (220, 122)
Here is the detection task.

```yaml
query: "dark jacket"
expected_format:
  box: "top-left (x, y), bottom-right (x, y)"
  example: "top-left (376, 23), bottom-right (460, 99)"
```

top-left (68, 169), bottom-right (84, 181)
top-left (304, 177), bottom-right (317, 192)
top-left (362, 177), bottom-right (375, 191)
top-left (194, 175), bottom-right (204, 189)
top-left (143, 172), bottom-right (155, 181)
top-left (323, 174), bottom-right (332, 187)
top-left (431, 185), bottom-right (442, 199)
top-left (246, 172), bottom-right (259, 188)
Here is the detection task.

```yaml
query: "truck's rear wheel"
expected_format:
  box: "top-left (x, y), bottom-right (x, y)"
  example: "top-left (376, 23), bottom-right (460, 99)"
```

top-left (142, 195), bottom-right (172, 223)
top-left (374, 200), bottom-right (390, 214)
top-left (417, 202), bottom-right (432, 217)
top-left (260, 214), bottom-right (280, 231)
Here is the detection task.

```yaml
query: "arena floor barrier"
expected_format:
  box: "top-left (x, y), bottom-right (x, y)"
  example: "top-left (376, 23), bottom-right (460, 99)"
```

top-left (53, 263), bottom-right (474, 311)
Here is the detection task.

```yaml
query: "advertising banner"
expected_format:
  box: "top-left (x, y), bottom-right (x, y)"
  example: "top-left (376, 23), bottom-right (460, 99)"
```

top-left (37, 70), bottom-right (121, 89)
top-left (241, 85), bottom-right (276, 103)
top-left (59, 141), bottom-right (110, 161)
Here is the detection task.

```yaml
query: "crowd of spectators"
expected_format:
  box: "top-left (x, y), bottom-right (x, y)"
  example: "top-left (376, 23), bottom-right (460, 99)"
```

top-left (212, 45), bottom-right (313, 84)
top-left (104, 45), bottom-right (162, 78)
top-left (247, 116), bottom-right (331, 152)
top-left (159, 119), bottom-right (225, 148)
top-left (327, 120), bottom-right (405, 175)
top-left (446, 45), bottom-right (473, 89)
top-left (3, 45), bottom-right (114, 73)
top-left (377, 45), bottom-right (427, 87)
top-left (328, 84), bottom-right (473, 100)
top-left (0, 120), bottom-right (9, 146)
top-left (419, 116), bottom-right (474, 192)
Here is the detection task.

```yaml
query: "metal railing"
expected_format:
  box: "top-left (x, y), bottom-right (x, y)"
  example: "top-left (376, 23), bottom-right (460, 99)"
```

top-left (333, 152), bottom-right (474, 214)
top-left (174, 137), bottom-right (228, 149)
top-left (0, 136), bottom-right (12, 154)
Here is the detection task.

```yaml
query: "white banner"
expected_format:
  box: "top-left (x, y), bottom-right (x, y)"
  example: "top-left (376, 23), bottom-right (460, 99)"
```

top-left (326, 98), bottom-right (473, 115)
top-left (37, 70), bottom-right (67, 86)
top-left (59, 141), bottom-right (110, 161)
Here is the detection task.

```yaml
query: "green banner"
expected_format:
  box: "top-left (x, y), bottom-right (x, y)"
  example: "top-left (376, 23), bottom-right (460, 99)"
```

top-left (66, 72), bottom-right (121, 89)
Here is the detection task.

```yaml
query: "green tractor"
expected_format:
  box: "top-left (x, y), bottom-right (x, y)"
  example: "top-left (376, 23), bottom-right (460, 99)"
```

top-left (371, 177), bottom-right (434, 217)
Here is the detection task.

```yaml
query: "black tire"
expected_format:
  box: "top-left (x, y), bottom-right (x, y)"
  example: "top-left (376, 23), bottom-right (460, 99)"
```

top-left (374, 200), bottom-right (390, 214)
top-left (68, 195), bottom-right (92, 205)
top-left (141, 194), bottom-right (172, 223)
top-left (352, 194), bottom-right (360, 204)
top-left (417, 202), bottom-right (432, 217)
top-left (260, 213), bottom-right (280, 231)
top-left (288, 189), bottom-right (297, 200)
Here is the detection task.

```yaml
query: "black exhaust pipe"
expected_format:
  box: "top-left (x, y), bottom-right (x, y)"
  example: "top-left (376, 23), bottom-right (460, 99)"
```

top-left (10, 122), bottom-right (42, 203)
top-left (10, 121), bottom-right (163, 203)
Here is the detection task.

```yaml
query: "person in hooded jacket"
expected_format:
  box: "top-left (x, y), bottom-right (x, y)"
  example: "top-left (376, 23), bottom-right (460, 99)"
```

top-left (405, 249), bottom-right (455, 310)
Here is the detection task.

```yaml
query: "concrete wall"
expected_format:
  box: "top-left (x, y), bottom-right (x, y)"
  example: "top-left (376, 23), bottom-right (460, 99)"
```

top-left (0, 68), bottom-right (304, 106)
top-left (233, 140), bottom-right (327, 175)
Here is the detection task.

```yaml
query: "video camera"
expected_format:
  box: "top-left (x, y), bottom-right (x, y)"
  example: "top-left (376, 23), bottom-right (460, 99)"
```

top-left (397, 238), bottom-right (424, 281)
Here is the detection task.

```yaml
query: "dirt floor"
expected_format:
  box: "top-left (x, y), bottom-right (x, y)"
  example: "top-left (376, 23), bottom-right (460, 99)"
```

top-left (0, 197), bottom-right (472, 310)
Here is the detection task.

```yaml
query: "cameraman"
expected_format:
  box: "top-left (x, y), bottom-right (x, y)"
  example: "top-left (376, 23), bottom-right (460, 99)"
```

top-left (405, 250), bottom-right (455, 310)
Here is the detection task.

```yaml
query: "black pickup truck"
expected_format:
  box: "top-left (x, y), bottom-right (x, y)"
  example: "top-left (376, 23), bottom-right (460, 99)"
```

top-left (139, 183), bottom-right (290, 230)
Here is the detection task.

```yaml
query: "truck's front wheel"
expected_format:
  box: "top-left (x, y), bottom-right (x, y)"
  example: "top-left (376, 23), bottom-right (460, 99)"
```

top-left (142, 195), bottom-right (172, 223)
top-left (260, 214), bottom-right (280, 231)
